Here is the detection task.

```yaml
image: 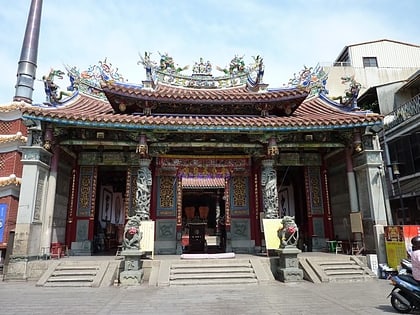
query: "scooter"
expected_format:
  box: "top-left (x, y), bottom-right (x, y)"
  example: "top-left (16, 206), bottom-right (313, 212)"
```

top-left (389, 259), bottom-right (420, 313)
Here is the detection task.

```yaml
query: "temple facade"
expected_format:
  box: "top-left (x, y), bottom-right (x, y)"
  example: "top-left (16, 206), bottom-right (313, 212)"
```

top-left (0, 1), bottom-right (389, 268)
top-left (3, 53), bottom-right (387, 258)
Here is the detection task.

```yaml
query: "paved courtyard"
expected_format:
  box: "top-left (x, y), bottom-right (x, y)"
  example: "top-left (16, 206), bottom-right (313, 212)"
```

top-left (0, 278), bottom-right (397, 315)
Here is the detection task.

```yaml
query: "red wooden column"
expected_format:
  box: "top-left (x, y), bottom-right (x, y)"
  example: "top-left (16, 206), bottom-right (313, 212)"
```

top-left (321, 164), bottom-right (334, 239)
top-left (65, 167), bottom-right (79, 245)
top-left (67, 166), bottom-right (96, 243)
top-left (88, 166), bottom-right (98, 240)
top-left (250, 165), bottom-right (261, 247)
top-left (304, 166), bottom-right (314, 238)
top-left (305, 165), bottom-right (333, 248)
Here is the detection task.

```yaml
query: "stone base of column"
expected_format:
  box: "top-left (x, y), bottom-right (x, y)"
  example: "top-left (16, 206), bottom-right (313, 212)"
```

top-left (119, 250), bottom-right (145, 286)
top-left (120, 269), bottom-right (144, 286)
top-left (276, 247), bottom-right (303, 282)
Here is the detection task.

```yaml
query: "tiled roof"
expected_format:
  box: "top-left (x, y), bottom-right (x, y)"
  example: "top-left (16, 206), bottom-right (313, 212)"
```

top-left (22, 93), bottom-right (382, 132)
top-left (0, 133), bottom-right (27, 144)
top-left (0, 101), bottom-right (29, 112)
top-left (102, 82), bottom-right (309, 116)
top-left (182, 177), bottom-right (225, 189)
top-left (0, 176), bottom-right (21, 187)
top-left (103, 81), bottom-right (308, 103)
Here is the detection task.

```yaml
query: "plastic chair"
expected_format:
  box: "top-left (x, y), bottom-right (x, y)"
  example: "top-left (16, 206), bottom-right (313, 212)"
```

top-left (351, 241), bottom-right (363, 255)
top-left (115, 245), bottom-right (123, 257)
top-left (335, 241), bottom-right (343, 254)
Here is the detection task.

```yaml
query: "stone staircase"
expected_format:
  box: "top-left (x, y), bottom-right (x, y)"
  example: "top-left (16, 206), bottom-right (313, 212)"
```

top-left (36, 260), bottom-right (120, 287)
top-left (159, 258), bottom-right (273, 286)
top-left (299, 254), bottom-right (377, 283)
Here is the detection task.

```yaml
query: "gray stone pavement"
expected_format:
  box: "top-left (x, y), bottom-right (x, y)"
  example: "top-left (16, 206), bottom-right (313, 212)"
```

top-left (0, 278), bottom-right (399, 315)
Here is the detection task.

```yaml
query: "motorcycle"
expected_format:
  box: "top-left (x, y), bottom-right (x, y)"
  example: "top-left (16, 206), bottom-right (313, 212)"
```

top-left (389, 259), bottom-right (420, 313)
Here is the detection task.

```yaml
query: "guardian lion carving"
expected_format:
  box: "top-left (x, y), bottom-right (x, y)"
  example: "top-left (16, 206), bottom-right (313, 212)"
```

top-left (278, 216), bottom-right (299, 248)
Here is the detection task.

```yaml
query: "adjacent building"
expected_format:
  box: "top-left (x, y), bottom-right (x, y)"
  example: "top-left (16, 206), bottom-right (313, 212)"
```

top-left (324, 39), bottom-right (420, 226)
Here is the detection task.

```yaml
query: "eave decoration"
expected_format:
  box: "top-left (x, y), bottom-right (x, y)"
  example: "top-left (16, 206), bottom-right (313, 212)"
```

top-left (288, 64), bottom-right (329, 98)
top-left (101, 52), bottom-right (309, 117)
top-left (137, 52), bottom-right (265, 90)
top-left (41, 54), bottom-right (310, 117)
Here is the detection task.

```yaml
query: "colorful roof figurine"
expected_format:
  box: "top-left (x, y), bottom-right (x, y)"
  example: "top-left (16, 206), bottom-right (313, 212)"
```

top-left (101, 53), bottom-right (309, 117)
top-left (20, 55), bottom-right (382, 132)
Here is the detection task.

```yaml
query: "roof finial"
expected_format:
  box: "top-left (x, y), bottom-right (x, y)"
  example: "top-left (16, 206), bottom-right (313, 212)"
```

top-left (13, 0), bottom-right (43, 104)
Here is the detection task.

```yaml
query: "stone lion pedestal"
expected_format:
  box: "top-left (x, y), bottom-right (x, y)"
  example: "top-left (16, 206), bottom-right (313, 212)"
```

top-left (276, 247), bottom-right (303, 282)
top-left (119, 250), bottom-right (145, 286)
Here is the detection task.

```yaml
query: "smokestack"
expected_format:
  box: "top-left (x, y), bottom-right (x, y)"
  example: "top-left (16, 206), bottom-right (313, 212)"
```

top-left (13, 0), bottom-right (43, 104)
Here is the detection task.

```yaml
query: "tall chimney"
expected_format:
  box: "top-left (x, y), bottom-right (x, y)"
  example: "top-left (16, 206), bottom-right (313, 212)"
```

top-left (13, 0), bottom-right (43, 104)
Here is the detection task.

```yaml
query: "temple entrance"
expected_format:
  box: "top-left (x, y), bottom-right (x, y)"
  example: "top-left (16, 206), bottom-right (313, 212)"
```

top-left (181, 187), bottom-right (226, 253)
top-left (93, 166), bottom-right (127, 255)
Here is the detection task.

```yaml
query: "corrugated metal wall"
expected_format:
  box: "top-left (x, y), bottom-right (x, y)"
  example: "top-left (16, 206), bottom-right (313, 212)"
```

top-left (349, 41), bottom-right (420, 68)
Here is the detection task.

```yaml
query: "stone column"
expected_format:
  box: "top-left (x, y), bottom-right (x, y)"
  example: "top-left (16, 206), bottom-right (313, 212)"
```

top-left (12, 146), bottom-right (51, 259)
top-left (40, 131), bottom-right (59, 254)
top-left (261, 159), bottom-right (279, 219)
top-left (136, 158), bottom-right (152, 220)
top-left (345, 147), bottom-right (359, 213)
top-left (353, 148), bottom-right (388, 263)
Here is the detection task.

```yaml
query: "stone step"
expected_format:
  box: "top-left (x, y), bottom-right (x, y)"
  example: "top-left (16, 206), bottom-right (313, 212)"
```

top-left (170, 278), bottom-right (259, 286)
top-left (46, 275), bottom-right (95, 282)
top-left (172, 263), bottom-right (252, 270)
top-left (37, 260), bottom-right (115, 287)
top-left (173, 259), bottom-right (251, 266)
top-left (326, 274), bottom-right (374, 282)
top-left (44, 282), bottom-right (94, 287)
top-left (322, 265), bottom-right (362, 270)
top-left (52, 261), bottom-right (102, 266)
top-left (318, 261), bottom-right (358, 266)
top-left (55, 265), bottom-right (99, 270)
top-left (171, 267), bottom-right (253, 274)
top-left (168, 258), bottom-right (259, 286)
top-left (52, 270), bottom-right (98, 276)
top-left (170, 272), bottom-right (257, 280)
top-left (324, 269), bottom-right (365, 276)
top-left (299, 256), bottom-right (377, 283)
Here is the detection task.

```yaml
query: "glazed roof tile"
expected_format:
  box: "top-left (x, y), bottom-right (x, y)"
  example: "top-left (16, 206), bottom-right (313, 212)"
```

top-left (22, 93), bottom-right (382, 132)
top-left (0, 133), bottom-right (27, 144)
top-left (102, 82), bottom-right (309, 116)
top-left (0, 176), bottom-right (21, 187)
top-left (102, 82), bottom-right (308, 103)
top-left (182, 177), bottom-right (225, 189)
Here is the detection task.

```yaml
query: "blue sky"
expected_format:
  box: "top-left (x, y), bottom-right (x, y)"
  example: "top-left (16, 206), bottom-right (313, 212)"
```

top-left (1, 0), bottom-right (419, 104)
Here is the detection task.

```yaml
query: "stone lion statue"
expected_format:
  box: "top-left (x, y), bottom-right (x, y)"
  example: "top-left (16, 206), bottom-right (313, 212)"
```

top-left (123, 214), bottom-right (142, 250)
top-left (277, 216), bottom-right (299, 248)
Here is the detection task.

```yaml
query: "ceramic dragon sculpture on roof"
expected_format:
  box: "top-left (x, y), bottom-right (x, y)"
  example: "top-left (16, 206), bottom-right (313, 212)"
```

top-left (288, 64), bottom-right (328, 96)
top-left (136, 51), bottom-right (266, 89)
top-left (42, 68), bottom-right (74, 105)
top-left (331, 76), bottom-right (361, 110)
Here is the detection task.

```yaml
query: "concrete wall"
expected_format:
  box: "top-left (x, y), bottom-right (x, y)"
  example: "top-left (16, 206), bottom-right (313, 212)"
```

top-left (325, 66), bottom-right (417, 102)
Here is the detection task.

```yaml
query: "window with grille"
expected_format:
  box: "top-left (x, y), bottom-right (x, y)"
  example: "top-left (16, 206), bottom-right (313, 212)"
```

top-left (363, 57), bottom-right (378, 67)
top-left (388, 135), bottom-right (418, 176)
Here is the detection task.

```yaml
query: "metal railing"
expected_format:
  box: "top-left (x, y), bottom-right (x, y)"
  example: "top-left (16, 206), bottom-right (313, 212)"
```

top-left (384, 93), bottom-right (420, 130)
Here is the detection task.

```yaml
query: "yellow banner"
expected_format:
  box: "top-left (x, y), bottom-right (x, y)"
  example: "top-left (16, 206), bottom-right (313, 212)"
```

top-left (262, 219), bottom-right (283, 250)
top-left (385, 241), bottom-right (406, 269)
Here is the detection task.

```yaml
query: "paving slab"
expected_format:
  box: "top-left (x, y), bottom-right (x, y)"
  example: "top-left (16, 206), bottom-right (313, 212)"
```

top-left (0, 277), bottom-right (395, 314)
